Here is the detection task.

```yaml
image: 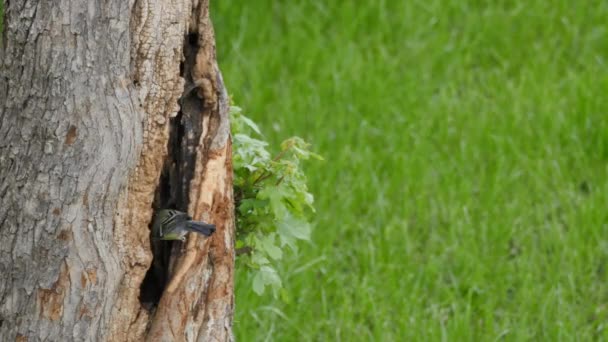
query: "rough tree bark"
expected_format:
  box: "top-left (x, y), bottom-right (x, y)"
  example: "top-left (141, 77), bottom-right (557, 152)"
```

top-left (0, 0), bottom-right (235, 341)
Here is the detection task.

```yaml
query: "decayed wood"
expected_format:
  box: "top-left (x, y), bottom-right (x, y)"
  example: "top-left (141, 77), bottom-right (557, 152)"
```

top-left (145, 1), bottom-right (235, 340)
top-left (106, 0), bottom-right (191, 339)
top-left (0, 0), bottom-right (234, 340)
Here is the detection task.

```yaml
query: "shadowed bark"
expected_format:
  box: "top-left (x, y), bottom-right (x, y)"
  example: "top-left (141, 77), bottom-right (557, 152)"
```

top-left (0, 0), bottom-right (234, 340)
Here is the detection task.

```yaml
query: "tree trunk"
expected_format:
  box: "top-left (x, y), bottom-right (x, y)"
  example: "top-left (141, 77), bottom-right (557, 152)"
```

top-left (0, 0), bottom-right (235, 341)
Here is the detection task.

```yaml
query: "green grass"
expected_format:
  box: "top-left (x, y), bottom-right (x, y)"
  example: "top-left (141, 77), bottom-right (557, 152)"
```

top-left (213, 1), bottom-right (608, 340)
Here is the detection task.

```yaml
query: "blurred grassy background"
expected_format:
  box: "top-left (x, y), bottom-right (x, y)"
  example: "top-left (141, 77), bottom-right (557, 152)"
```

top-left (212, 1), bottom-right (608, 341)
top-left (2, 1), bottom-right (608, 340)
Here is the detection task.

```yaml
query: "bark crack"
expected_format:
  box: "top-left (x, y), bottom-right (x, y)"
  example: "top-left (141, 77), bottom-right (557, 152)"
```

top-left (139, 29), bottom-right (206, 311)
top-left (142, 2), bottom-right (235, 339)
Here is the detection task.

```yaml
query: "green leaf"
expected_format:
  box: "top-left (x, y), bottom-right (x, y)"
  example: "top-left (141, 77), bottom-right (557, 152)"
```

top-left (262, 266), bottom-right (282, 289)
top-left (238, 198), bottom-right (268, 215)
top-left (258, 233), bottom-right (283, 260)
top-left (229, 105), bottom-right (242, 116)
top-left (252, 266), bottom-right (282, 295)
top-left (234, 133), bottom-right (267, 147)
top-left (251, 252), bottom-right (270, 266)
top-left (305, 192), bottom-right (315, 208)
top-left (258, 185), bottom-right (291, 219)
top-left (252, 272), bottom-right (266, 295)
top-left (240, 115), bottom-right (262, 135)
top-left (280, 214), bottom-right (311, 240)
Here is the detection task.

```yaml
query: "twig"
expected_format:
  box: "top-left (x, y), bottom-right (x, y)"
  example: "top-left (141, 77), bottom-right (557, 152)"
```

top-left (235, 246), bottom-right (253, 256)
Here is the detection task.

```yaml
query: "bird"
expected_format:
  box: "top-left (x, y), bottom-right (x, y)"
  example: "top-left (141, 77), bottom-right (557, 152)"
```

top-left (152, 209), bottom-right (216, 241)
top-left (142, 209), bottom-right (216, 299)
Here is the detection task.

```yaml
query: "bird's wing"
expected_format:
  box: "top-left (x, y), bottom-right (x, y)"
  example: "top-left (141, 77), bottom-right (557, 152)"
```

top-left (159, 210), bottom-right (190, 236)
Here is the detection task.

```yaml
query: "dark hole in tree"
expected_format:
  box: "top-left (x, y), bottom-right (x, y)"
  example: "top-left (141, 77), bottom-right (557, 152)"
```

top-left (139, 30), bottom-right (203, 311)
top-left (139, 169), bottom-right (173, 307)
top-left (138, 110), bottom-right (185, 309)
top-left (188, 33), bottom-right (199, 45)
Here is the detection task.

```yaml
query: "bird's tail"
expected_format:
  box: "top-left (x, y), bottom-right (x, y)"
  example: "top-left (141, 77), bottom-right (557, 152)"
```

top-left (185, 221), bottom-right (216, 237)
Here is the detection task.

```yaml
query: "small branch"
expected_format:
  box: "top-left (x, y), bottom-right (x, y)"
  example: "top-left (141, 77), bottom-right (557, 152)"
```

top-left (235, 246), bottom-right (253, 256)
top-left (252, 172), bottom-right (271, 186)
top-left (250, 148), bottom-right (291, 186)
top-left (272, 149), bottom-right (288, 162)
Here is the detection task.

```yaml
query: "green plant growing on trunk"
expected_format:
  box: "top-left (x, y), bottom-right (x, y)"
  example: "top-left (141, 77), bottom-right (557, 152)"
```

top-left (231, 105), bottom-right (321, 297)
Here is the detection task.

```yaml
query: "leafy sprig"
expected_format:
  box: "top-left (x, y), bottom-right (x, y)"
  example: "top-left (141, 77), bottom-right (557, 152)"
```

top-left (231, 106), bottom-right (321, 296)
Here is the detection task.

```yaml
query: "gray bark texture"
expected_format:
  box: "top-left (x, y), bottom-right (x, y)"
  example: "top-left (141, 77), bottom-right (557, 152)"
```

top-left (0, 0), bottom-right (235, 341)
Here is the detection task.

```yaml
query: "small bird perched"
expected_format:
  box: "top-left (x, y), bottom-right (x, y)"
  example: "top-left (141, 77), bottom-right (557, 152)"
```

top-left (152, 209), bottom-right (216, 241)
top-left (142, 209), bottom-right (216, 300)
